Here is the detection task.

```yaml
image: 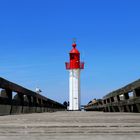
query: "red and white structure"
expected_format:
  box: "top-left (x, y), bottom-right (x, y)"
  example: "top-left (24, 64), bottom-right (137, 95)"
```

top-left (65, 41), bottom-right (84, 111)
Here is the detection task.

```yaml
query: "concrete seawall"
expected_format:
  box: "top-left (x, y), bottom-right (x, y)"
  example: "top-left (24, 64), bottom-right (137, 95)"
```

top-left (85, 79), bottom-right (140, 112)
top-left (0, 77), bottom-right (66, 115)
top-left (0, 100), bottom-right (66, 115)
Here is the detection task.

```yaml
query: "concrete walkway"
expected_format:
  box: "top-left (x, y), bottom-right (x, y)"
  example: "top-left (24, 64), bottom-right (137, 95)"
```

top-left (0, 111), bottom-right (140, 140)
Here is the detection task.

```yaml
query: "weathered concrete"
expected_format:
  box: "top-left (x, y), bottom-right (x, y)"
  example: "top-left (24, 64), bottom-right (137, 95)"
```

top-left (0, 111), bottom-right (140, 140)
top-left (10, 106), bottom-right (22, 114)
top-left (0, 77), bottom-right (66, 115)
top-left (0, 105), bottom-right (11, 115)
top-left (85, 79), bottom-right (140, 112)
top-left (22, 106), bottom-right (30, 113)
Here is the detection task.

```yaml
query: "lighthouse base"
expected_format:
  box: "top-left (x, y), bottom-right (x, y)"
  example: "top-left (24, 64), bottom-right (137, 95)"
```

top-left (68, 109), bottom-right (81, 111)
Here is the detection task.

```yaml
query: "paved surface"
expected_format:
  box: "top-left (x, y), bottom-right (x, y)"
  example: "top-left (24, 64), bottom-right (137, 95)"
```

top-left (0, 111), bottom-right (140, 140)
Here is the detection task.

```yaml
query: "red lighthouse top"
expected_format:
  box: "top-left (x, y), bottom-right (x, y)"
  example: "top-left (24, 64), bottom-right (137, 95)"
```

top-left (70, 43), bottom-right (80, 54)
top-left (65, 42), bottom-right (84, 70)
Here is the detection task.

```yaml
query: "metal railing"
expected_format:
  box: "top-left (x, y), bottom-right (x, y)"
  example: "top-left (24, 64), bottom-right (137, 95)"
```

top-left (65, 62), bottom-right (84, 70)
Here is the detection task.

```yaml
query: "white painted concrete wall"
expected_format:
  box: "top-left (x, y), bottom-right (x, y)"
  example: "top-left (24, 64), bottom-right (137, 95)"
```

top-left (69, 69), bottom-right (80, 110)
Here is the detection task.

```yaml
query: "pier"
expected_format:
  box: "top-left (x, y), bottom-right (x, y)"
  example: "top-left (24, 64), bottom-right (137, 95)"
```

top-left (0, 78), bottom-right (140, 139)
top-left (0, 111), bottom-right (140, 140)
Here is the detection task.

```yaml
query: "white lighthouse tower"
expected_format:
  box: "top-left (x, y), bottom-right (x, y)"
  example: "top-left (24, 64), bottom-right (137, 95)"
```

top-left (65, 41), bottom-right (84, 111)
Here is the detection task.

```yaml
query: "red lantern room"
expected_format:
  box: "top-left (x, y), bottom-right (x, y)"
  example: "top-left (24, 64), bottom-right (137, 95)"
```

top-left (65, 42), bottom-right (84, 70)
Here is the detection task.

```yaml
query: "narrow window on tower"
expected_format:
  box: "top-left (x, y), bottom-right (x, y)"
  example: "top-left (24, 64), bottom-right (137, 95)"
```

top-left (71, 54), bottom-right (74, 59)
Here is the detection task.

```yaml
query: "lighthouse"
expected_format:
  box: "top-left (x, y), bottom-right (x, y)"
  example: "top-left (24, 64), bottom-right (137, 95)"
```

top-left (65, 41), bottom-right (84, 111)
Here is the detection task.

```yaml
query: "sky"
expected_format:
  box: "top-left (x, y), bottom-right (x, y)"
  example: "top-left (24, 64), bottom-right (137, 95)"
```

top-left (0, 0), bottom-right (140, 105)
